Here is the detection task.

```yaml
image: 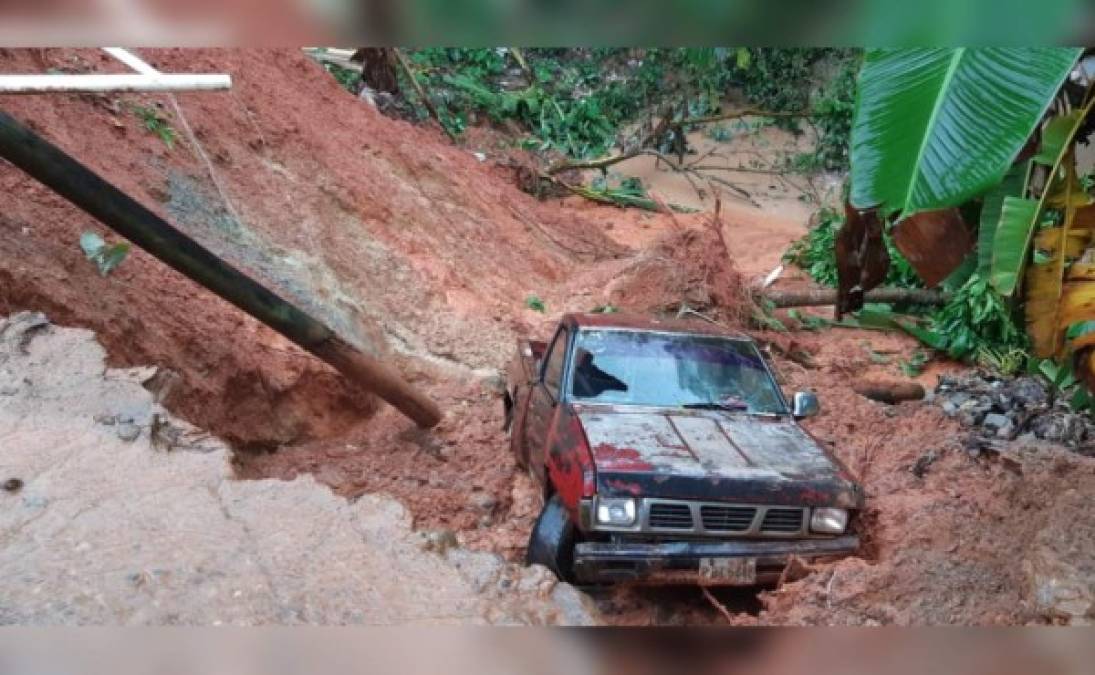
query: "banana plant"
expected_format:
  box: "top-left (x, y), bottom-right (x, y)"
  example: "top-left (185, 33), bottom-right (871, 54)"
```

top-left (851, 48), bottom-right (1080, 219)
top-left (842, 46), bottom-right (1095, 390)
top-left (844, 48), bottom-right (1079, 297)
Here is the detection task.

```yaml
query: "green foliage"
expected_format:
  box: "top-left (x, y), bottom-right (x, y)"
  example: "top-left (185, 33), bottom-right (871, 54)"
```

top-left (323, 62), bottom-right (359, 92)
top-left (802, 53), bottom-right (858, 172)
top-left (525, 294), bottom-right (546, 313)
top-left (400, 48), bottom-right (855, 165)
top-left (849, 47), bottom-right (1080, 218)
top-left (786, 309), bottom-right (832, 331)
top-left (783, 207), bottom-right (922, 289)
top-left (905, 275), bottom-right (1027, 362)
top-left (575, 176), bottom-right (693, 212)
top-left (730, 48), bottom-right (860, 171)
top-left (80, 232), bottom-right (130, 276)
top-left (131, 104), bottom-right (176, 149)
top-left (898, 350), bottom-right (930, 377)
top-left (1029, 357), bottom-right (1093, 411)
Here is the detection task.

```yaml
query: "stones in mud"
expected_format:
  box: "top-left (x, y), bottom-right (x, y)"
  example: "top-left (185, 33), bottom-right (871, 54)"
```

top-left (1022, 489), bottom-right (1095, 625)
top-left (467, 491), bottom-right (499, 527)
top-left (116, 423), bottom-right (142, 442)
top-left (935, 373), bottom-right (1095, 451)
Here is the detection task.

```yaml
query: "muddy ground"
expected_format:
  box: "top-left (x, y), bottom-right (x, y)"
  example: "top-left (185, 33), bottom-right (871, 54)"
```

top-left (1, 48), bottom-right (1093, 625)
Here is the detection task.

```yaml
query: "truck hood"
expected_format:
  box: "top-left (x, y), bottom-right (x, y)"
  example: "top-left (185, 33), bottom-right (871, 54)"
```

top-left (575, 406), bottom-right (861, 507)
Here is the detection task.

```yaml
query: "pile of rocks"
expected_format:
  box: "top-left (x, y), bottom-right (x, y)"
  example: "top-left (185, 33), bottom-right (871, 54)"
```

top-left (935, 372), bottom-right (1095, 454)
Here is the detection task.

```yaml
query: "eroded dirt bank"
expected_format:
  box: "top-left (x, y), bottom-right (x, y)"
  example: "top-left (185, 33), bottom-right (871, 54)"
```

top-left (2, 48), bottom-right (1094, 625)
top-left (0, 313), bottom-right (597, 625)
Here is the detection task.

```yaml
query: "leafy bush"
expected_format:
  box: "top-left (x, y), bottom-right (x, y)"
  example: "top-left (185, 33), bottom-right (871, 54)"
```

top-left (925, 275), bottom-right (1027, 362)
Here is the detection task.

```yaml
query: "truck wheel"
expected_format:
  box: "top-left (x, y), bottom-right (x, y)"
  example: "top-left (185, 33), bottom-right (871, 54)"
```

top-left (526, 494), bottom-right (576, 581)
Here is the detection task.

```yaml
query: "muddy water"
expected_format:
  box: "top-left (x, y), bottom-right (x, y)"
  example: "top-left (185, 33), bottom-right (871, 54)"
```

top-left (601, 104), bottom-right (843, 281)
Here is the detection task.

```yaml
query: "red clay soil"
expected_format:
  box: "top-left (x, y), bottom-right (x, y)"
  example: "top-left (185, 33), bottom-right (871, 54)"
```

top-left (0, 47), bottom-right (625, 448)
top-left (4, 48), bottom-right (1093, 626)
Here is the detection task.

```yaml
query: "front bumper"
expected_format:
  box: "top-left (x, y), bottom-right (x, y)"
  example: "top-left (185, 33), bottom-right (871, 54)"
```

top-left (573, 535), bottom-right (859, 585)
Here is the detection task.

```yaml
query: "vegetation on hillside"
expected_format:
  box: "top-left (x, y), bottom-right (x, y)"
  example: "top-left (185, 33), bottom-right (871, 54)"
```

top-left (322, 48), bottom-right (859, 172)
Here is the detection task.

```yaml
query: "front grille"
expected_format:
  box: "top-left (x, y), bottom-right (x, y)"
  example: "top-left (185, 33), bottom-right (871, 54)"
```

top-left (760, 507), bottom-right (805, 533)
top-left (700, 505), bottom-right (756, 532)
top-left (648, 502), bottom-right (694, 529)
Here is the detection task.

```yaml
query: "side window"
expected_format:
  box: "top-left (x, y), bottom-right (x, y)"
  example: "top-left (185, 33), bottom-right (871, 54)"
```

top-left (541, 328), bottom-right (568, 396)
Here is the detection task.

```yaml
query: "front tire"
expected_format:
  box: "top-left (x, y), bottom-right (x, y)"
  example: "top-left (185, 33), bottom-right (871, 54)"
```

top-left (526, 494), bottom-right (576, 581)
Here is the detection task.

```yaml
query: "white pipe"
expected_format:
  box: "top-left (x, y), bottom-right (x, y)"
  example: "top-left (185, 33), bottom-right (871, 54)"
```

top-left (0, 73), bottom-right (232, 94)
top-left (103, 47), bottom-right (160, 76)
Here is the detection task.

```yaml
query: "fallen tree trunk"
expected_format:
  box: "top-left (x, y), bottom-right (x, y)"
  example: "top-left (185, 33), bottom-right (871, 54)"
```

top-left (763, 287), bottom-right (949, 308)
top-left (0, 109), bottom-right (442, 429)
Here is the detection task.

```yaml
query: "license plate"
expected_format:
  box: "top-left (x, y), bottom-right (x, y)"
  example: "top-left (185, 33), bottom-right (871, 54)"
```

top-left (698, 557), bottom-right (757, 585)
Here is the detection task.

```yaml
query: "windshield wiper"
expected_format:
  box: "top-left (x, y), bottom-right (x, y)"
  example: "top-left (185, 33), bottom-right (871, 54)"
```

top-left (682, 402), bottom-right (748, 411)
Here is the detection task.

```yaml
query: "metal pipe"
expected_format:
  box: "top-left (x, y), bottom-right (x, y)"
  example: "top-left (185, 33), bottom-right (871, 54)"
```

top-left (0, 73), bottom-right (231, 94)
top-left (0, 108), bottom-right (442, 428)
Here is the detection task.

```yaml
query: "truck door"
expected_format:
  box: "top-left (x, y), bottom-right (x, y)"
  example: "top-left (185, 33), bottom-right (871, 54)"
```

top-left (525, 325), bottom-right (568, 484)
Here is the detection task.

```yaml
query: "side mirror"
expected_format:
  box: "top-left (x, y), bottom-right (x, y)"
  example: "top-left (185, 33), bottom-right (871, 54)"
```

top-left (792, 391), bottom-right (819, 419)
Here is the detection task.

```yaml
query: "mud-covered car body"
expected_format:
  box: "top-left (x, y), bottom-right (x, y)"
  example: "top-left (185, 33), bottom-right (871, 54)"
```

top-left (505, 313), bottom-right (863, 585)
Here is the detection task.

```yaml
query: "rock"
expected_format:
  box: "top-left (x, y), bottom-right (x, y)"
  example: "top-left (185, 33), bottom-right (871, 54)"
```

top-left (116, 423), bottom-right (141, 442)
top-left (983, 413), bottom-right (1010, 431)
top-left (516, 564), bottom-right (557, 597)
top-left (480, 373), bottom-right (506, 396)
top-left (995, 417), bottom-right (1017, 440)
top-left (421, 528), bottom-right (459, 555)
top-left (1011, 377), bottom-right (1049, 409)
top-left (445, 548), bottom-right (505, 593)
top-left (940, 400), bottom-right (959, 417)
top-left (1032, 413), bottom-right (1086, 445)
top-left (911, 450), bottom-right (938, 478)
top-left (549, 583), bottom-right (599, 626)
top-left (1023, 489), bottom-right (1095, 624)
top-left (957, 398), bottom-right (991, 427)
top-left (467, 492), bottom-right (498, 515)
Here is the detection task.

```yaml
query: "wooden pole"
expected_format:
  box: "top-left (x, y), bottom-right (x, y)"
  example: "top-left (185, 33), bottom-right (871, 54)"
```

top-left (0, 108), bottom-right (442, 428)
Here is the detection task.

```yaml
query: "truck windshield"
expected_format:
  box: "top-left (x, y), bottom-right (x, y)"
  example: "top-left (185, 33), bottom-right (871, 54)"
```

top-left (568, 329), bottom-right (787, 413)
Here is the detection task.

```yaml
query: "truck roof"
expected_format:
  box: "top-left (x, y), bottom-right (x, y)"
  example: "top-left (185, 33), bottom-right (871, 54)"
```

top-left (561, 312), bottom-right (751, 339)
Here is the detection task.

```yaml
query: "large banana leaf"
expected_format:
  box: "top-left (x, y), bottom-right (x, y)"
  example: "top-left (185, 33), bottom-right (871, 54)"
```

top-left (991, 108), bottom-right (1093, 297)
top-left (976, 161), bottom-right (1030, 276)
top-left (850, 47), bottom-right (1080, 218)
top-left (990, 196), bottom-right (1042, 296)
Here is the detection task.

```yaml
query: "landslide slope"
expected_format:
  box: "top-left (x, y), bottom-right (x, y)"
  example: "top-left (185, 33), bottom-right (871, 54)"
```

top-left (0, 47), bottom-right (623, 448)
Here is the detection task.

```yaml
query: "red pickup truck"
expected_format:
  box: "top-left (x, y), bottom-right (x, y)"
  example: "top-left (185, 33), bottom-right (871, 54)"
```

top-left (503, 313), bottom-right (863, 586)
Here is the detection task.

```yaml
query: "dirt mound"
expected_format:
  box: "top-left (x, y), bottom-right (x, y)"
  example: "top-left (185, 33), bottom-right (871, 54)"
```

top-left (590, 219), bottom-right (756, 324)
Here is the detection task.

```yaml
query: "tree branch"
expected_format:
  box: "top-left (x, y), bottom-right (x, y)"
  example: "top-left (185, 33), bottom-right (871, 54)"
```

top-left (392, 48), bottom-right (458, 144)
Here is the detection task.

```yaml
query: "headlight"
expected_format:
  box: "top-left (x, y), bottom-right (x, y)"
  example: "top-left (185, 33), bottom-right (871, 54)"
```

top-left (810, 507), bottom-right (848, 534)
top-left (595, 498), bottom-right (637, 526)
